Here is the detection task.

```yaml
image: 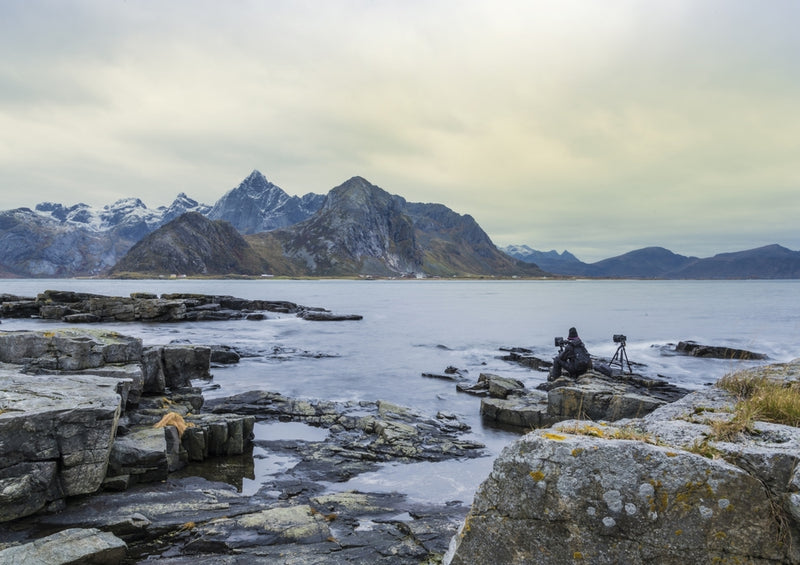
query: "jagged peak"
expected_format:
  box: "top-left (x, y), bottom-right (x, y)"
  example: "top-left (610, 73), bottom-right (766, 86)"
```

top-left (104, 197), bottom-right (147, 211)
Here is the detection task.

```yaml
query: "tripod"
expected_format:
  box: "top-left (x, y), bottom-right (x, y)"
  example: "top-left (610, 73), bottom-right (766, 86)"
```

top-left (610, 340), bottom-right (633, 374)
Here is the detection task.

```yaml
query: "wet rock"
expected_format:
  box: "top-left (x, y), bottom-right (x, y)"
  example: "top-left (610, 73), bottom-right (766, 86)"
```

top-left (161, 345), bottom-right (212, 386)
top-left (298, 310), bottom-right (363, 321)
top-left (108, 427), bottom-right (175, 485)
top-left (422, 366), bottom-right (469, 382)
top-left (457, 373), bottom-right (525, 398)
top-left (0, 290), bottom-right (349, 323)
top-left (673, 340), bottom-right (768, 360)
top-left (0, 527), bottom-right (127, 565)
top-left (209, 345), bottom-right (241, 365)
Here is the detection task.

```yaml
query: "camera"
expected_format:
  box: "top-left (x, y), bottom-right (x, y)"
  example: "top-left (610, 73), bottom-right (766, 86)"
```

top-left (613, 334), bottom-right (626, 344)
top-left (554, 336), bottom-right (565, 347)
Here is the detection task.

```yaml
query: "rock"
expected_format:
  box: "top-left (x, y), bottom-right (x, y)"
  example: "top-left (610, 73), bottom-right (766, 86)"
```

top-left (161, 345), bottom-right (212, 386)
top-left (457, 373), bottom-right (525, 398)
top-left (209, 345), bottom-right (241, 365)
top-left (0, 372), bottom-right (122, 522)
top-left (0, 527), bottom-right (127, 565)
top-left (107, 427), bottom-right (174, 484)
top-left (445, 426), bottom-right (793, 564)
top-left (1, 290), bottom-right (342, 323)
top-left (298, 310), bottom-right (363, 321)
top-left (422, 366), bottom-right (468, 382)
top-left (673, 340), bottom-right (767, 360)
top-left (478, 369), bottom-right (690, 430)
top-left (480, 390), bottom-right (551, 429)
top-left (0, 328), bottom-right (142, 371)
top-left (141, 345), bottom-right (167, 394)
top-left (185, 505), bottom-right (332, 553)
top-left (446, 360), bottom-right (800, 564)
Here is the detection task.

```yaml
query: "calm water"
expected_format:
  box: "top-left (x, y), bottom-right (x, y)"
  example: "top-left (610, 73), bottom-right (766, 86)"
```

top-left (2, 279), bottom-right (799, 503)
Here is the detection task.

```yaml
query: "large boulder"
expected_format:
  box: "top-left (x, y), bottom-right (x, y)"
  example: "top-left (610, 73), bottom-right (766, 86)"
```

top-left (445, 427), bottom-right (792, 564)
top-left (0, 372), bottom-right (122, 522)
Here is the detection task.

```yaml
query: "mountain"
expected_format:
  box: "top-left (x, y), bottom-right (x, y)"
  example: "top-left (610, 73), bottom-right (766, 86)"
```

top-left (207, 170), bottom-right (325, 234)
top-left (0, 194), bottom-right (211, 277)
top-left (0, 208), bottom-right (131, 277)
top-left (501, 245), bottom-right (586, 275)
top-left (247, 177), bottom-right (546, 277)
top-left (508, 243), bottom-right (800, 279)
top-left (667, 244), bottom-right (800, 279)
top-left (110, 212), bottom-right (265, 277)
top-left (590, 247), bottom-right (697, 278)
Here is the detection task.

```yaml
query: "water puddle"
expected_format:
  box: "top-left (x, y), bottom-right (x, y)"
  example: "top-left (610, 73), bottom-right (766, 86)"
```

top-left (254, 420), bottom-right (330, 442)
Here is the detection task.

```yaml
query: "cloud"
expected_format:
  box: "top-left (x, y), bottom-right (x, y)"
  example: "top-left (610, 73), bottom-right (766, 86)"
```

top-left (1, 0), bottom-right (798, 261)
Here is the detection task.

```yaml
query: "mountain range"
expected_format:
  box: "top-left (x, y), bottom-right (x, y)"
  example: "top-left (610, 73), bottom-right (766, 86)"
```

top-left (502, 243), bottom-right (800, 279)
top-left (1, 170), bottom-right (797, 279)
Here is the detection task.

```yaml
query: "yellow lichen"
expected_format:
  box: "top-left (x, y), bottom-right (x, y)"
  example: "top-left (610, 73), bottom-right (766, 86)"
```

top-left (543, 432), bottom-right (566, 441)
top-left (573, 551), bottom-right (584, 559)
top-left (529, 470), bottom-right (546, 481)
top-left (571, 448), bottom-right (584, 457)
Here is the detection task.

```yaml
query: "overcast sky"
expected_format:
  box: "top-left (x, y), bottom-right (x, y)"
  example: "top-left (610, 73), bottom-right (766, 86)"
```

top-left (1, 1), bottom-right (798, 262)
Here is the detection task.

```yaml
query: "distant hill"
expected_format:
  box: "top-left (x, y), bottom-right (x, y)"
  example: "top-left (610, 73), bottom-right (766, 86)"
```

top-left (110, 212), bottom-right (266, 277)
top-left (507, 243), bottom-right (800, 279)
top-left (247, 177), bottom-right (545, 277)
top-left (668, 244), bottom-right (800, 279)
top-left (590, 247), bottom-right (698, 278)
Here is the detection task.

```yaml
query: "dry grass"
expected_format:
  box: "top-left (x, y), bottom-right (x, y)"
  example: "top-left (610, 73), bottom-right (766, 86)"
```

top-left (718, 371), bottom-right (800, 428)
top-left (153, 412), bottom-right (194, 437)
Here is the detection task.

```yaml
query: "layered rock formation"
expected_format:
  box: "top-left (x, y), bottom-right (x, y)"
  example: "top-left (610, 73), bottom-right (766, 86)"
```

top-left (0, 328), bottom-right (253, 523)
top-left (1, 289), bottom-right (353, 323)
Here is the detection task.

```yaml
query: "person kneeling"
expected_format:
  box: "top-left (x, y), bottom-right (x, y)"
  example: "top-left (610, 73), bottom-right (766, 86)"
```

top-left (549, 327), bottom-right (591, 381)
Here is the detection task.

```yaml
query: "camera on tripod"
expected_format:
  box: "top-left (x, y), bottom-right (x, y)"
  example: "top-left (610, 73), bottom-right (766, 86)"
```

top-left (610, 333), bottom-right (632, 373)
top-left (554, 336), bottom-right (565, 348)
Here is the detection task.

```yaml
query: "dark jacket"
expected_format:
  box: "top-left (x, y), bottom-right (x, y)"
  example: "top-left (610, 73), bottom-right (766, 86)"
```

top-left (560, 337), bottom-right (591, 369)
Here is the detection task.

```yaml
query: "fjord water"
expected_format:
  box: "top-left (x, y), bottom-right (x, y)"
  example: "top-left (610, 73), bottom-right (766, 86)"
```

top-left (3, 279), bottom-right (799, 503)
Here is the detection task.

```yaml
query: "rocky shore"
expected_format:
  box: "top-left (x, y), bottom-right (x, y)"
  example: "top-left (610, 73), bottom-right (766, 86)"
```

top-left (445, 359), bottom-right (800, 564)
top-left (0, 289), bottom-right (362, 323)
top-left (0, 293), bottom-right (480, 564)
top-left (2, 290), bottom-right (795, 563)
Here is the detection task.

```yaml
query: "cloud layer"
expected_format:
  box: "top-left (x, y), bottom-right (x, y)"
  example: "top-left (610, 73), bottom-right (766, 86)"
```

top-left (1, 0), bottom-right (798, 261)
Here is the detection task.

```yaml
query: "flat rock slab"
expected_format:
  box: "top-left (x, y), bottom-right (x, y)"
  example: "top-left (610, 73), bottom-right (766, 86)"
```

top-left (0, 371), bottom-right (123, 522)
top-left (0, 328), bottom-right (142, 371)
top-left (0, 527), bottom-right (127, 565)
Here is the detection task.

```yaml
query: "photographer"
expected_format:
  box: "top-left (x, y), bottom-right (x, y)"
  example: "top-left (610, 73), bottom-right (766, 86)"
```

top-left (549, 327), bottom-right (592, 381)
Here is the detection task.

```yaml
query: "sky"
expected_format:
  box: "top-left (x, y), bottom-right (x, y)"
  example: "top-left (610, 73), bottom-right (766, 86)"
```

top-left (1, 1), bottom-right (799, 262)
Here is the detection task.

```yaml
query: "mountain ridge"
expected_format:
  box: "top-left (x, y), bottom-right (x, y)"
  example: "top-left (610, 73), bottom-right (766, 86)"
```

top-left (503, 243), bottom-right (800, 279)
